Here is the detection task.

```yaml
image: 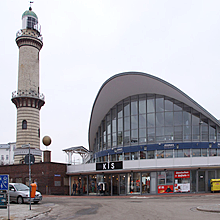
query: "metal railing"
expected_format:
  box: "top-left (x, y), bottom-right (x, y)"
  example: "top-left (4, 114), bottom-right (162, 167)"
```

top-left (12, 90), bottom-right (45, 101)
top-left (16, 29), bottom-right (43, 42)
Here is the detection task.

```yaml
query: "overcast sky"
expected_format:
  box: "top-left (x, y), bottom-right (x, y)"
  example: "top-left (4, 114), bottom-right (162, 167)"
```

top-left (1, 0), bottom-right (220, 163)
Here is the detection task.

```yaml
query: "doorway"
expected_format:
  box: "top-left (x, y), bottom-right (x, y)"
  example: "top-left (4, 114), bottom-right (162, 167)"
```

top-left (112, 174), bottom-right (119, 195)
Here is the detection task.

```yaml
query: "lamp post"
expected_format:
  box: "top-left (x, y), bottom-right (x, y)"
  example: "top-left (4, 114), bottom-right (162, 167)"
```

top-left (22, 144), bottom-right (32, 210)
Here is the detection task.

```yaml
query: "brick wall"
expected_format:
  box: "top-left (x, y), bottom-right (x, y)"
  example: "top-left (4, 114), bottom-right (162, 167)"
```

top-left (0, 162), bottom-right (69, 195)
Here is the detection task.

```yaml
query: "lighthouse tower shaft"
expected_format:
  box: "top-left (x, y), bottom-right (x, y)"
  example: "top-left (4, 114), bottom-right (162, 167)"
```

top-left (12, 7), bottom-right (45, 164)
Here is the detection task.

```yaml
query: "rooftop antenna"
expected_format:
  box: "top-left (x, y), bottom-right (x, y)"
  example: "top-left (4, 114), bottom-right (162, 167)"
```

top-left (29, 1), bottom-right (34, 10)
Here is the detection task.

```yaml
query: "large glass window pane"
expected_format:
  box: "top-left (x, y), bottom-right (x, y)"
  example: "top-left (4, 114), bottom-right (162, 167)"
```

top-left (131, 130), bottom-right (138, 144)
top-left (174, 112), bottom-right (182, 126)
top-left (192, 114), bottom-right (200, 126)
top-left (209, 148), bottom-right (217, 156)
top-left (124, 102), bottom-right (130, 117)
top-left (174, 126), bottom-right (182, 142)
top-left (209, 125), bottom-right (216, 141)
top-left (107, 134), bottom-right (111, 149)
top-left (201, 123), bottom-right (208, 141)
top-left (157, 150), bottom-right (165, 158)
top-left (156, 97), bottom-right (164, 112)
top-left (131, 115), bottom-right (138, 129)
top-left (174, 103), bottom-right (182, 111)
top-left (112, 119), bottom-right (116, 133)
top-left (192, 126), bottom-right (199, 141)
top-left (201, 148), bottom-right (207, 157)
top-left (156, 113), bottom-right (164, 127)
top-left (118, 118), bottom-right (123, 132)
top-left (183, 126), bottom-right (191, 141)
top-left (165, 99), bottom-right (173, 111)
top-left (131, 100), bottom-right (138, 115)
top-left (165, 150), bottom-right (173, 158)
top-left (140, 151), bottom-right (147, 159)
top-left (139, 128), bottom-right (146, 143)
top-left (147, 113), bottom-right (155, 127)
top-left (165, 112), bottom-right (173, 126)
top-left (131, 152), bottom-right (139, 160)
top-left (156, 127), bottom-right (164, 142)
top-left (158, 171), bottom-right (166, 185)
top-left (147, 98), bottom-right (155, 113)
top-left (118, 104), bottom-right (123, 118)
top-left (174, 149), bottom-right (184, 157)
top-left (124, 117), bottom-right (130, 130)
top-left (164, 127), bottom-right (173, 142)
top-left (139, 114), bottom-right (146, 128)
top-left (124, 131), bottom-right (130, 145)
top-left (124, 152), bottom-right (130, 160)
top-left (139, 99), bottom-right (146, 114)
top-left (147, 128), bottom-right (155, 143)
top-left (107, 114), bottom-right (111, 134)
top-left (166, 171), bottom-right (173, 185)
top-left (192, 149), bottom-right (201, 157)
top-left (147, 151), bottom-right (155, 159)
top-left (183, 111), bottom-right (191, 126)
top-left (183, 149), bottom-right (190, 157)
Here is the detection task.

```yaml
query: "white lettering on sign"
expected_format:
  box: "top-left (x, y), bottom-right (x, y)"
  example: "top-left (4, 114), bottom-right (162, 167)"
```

top-left (103, 163), bottom-right (107, 169)
top-left (111, 163), bottom-right (115, 169)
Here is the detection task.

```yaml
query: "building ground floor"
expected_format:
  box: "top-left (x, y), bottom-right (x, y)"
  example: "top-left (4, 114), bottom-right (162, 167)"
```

top-left (69, 168), bottom-right (220, 196)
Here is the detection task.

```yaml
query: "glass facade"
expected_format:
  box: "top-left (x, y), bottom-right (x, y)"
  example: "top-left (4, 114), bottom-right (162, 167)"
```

top-left (93, 95), bottom-right (219, 153)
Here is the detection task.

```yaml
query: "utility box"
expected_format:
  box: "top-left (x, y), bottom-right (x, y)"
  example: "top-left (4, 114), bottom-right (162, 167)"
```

top-left (0, 193), bottom-right (7, 209)
top-left (30, 183), bottom-right (37, 198)
top-left (211, 179), bottom-right (220, 192)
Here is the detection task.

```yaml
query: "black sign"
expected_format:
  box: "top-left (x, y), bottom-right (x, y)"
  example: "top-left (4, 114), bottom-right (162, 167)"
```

top-left (96, 161), bottom-right (123, 170)
top-left (24, 154), bottom-right (35, 165)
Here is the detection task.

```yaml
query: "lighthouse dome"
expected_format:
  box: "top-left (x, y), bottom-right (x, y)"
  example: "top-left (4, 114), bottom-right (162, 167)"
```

top-left (21, 7), bottom-right (40, 33)
top-left (22, 7), bottom-right (38, 20)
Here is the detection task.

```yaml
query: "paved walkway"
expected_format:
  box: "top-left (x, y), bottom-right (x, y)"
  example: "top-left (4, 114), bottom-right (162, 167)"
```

top-left (0, 193), bottom-right (220, 219)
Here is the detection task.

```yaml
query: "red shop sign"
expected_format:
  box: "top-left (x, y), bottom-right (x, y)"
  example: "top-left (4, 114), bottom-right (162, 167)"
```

top-left (174, 171), bottom-right (190, 179)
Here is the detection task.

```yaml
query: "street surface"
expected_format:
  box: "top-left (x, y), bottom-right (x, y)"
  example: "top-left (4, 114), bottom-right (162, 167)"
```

top-left (29, 194), bottom-right (220, 220)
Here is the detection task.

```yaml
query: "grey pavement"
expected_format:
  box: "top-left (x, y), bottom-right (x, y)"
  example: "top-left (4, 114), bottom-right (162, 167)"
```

top-left (0, 203), bottom-right (51, 220)
top-left (0, 193), bottom-right (220, 220)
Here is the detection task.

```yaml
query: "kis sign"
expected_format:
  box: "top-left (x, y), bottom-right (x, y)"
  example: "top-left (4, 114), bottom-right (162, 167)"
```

top-left (96, 161), bottom-right (123, 171)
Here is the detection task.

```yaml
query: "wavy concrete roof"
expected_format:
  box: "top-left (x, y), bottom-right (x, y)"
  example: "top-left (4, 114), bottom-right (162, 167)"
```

top-left (89, 72), bottom-right (220, 151)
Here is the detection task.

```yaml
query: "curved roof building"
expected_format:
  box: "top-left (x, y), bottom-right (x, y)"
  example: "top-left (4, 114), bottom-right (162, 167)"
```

top-left (67, 72), bottom-right (220, 196)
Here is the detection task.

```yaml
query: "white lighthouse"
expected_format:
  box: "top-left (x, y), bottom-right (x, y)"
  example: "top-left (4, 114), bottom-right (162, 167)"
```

top-left (12, 7), bottom-right (45, 164)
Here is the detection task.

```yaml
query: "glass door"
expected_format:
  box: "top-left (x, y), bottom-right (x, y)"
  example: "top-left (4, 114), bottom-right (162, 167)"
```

top-left (198, 171), bottom-right (205, 192)
top-left (119, 174), bottom-right (126, 195)
top-left (142, 172), bottom-right (150, 194)
top-left (112, 174), bottom-right (119, 195)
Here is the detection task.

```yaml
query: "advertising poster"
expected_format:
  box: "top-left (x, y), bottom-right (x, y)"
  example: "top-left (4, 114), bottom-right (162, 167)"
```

top-left (174, 171), bottom-right (190, 193)
top-left (158, 185), bottom-right (173, 193)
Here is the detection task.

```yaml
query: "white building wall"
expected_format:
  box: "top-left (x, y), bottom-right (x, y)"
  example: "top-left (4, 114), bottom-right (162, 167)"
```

top-left (0, 142), bottom-right (16, 165)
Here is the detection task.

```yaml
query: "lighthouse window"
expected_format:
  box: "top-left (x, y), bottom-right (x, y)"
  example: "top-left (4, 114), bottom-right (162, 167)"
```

top-left (27, 17), bottom-right (37, 30)
top-left (22, 120), bottom-right (27, 129)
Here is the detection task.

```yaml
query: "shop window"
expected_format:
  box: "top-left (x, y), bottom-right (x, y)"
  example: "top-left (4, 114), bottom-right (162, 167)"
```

top-left (165, 150), bottom-right (173, 158)
top-left (131, 152), bottom-right (139, 160)
top-left (209, 148), bottom-right (217, 156)
top-left (157, 171), bottom-right (174, 194)
top-left (22, 120), bottom-right (27, 129)
top-left (124, 152), bottom-right (130, 160)
top-left (174, 171), bottom-right (190, 193)
top-left (147, 151), bottom-right (155, 159)
top-left (174, 149), bottom-right (184, 158)
top-left (183, 149), bottom-right (190, 157)
top-left (201, 148), bottom-right (207, 157)
top-left (157, 150), bottom-right (164, 159)
top-left (127, 172), bottom-right (140, 194)
top-left (192, 149), bottom-right (201, 157)
top-left (142, 173), bottom-right (150, 194)
top-left (140, 151), bottom-right (147, 159)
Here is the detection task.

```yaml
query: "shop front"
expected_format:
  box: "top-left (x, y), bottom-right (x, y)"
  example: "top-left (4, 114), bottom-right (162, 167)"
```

top-left (69, 168), bottom-right (220, 196)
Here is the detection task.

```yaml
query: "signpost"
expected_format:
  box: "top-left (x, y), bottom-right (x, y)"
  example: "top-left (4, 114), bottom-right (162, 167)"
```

top-left (0, 174), bottom-right (10, 219)
top-left (22, 144), bottom-right (34, 210)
